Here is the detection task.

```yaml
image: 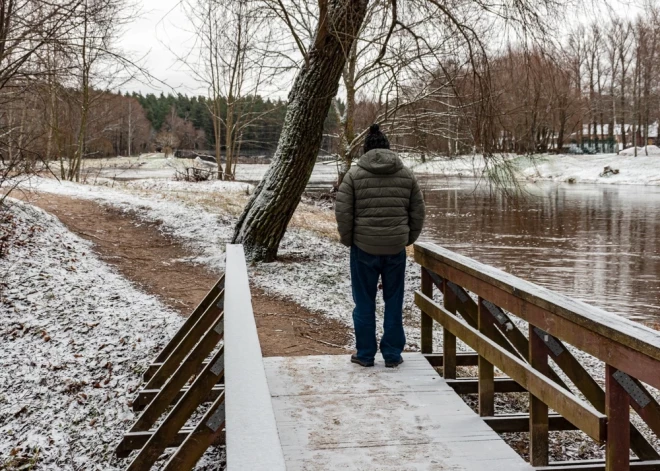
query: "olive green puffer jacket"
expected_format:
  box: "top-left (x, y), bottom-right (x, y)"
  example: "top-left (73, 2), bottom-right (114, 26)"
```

top-left (335, 149), bottom-right (425, 255)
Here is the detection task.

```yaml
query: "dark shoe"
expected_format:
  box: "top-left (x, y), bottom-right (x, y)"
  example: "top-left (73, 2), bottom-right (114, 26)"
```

top-left (351, 354), bottom-right (374, 367)
top-left (385, 357), bottom-right (404, 368)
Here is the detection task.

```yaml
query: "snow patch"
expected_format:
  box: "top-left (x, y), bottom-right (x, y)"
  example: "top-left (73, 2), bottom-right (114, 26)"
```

top-left (0, 200), bottom-right (185, 469)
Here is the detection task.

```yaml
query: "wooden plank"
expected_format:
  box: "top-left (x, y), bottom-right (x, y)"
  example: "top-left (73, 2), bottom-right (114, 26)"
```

top-left (443, 279), bottom-right (457, 380)
top-left (478, 298), bottom-right (495, 417)
top-left (144, 289), bottom-right (224, 389)
top-left (421, 267), bottom-right (433, 354)
top-left (529, 323), bottom-right (550, 467)
top-left (264, 354), bottom-right (533, 470)
top-left (133, 384), bottom-right (225, 412)
top-left (536, 332), bottom-right (659, 460)
top-left (427, 271), bottom-right (528, 362)
top-left (126, 346), bottom-right (226, 470)
top-left (446, 377), bottom-right (526, 394)
top-left (154, 275), bottom-right (225, 363)
top-left (630, 376), bottom-right (660, 438)
top-left (416, 291), bottom-right (607, 441)
top-left (144, 358), bottom-right (210, 381)
top-left (128, 313), bottom-right (224, 434)
top-left (415, 244), bottom-right (660, 390)
top-left (162, 393), bottom-right (226, 471)
top-left (121, 429), bottom-right (191, 450)
top-left (224, 245), bottom-right (285, 471)
top-left (424, 352), bottom-right (479, 367)
top-left (606, 365), bottom-right (630, 471)
top-left (478, 298), bottom-right (572, 392)
top-left (415, 242), bottom-right (660, 364)
top-left (535, 460), bottom-right (660, 470)
top-left (483, 414), bottom-right (576, 433)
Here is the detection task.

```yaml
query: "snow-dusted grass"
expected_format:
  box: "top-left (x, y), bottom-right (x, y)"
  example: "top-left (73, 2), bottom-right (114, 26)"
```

top-left (18, 176), bottom-right (442, 351)
top-left (0, 200), bottom-right (185, 470)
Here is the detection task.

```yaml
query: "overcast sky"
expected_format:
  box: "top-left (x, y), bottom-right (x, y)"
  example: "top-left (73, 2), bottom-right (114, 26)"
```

top-left (118, 0), bottom-right (644, 97)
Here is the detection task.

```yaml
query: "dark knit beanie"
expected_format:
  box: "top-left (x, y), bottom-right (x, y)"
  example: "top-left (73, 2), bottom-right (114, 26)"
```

top-left (364, 123), bottom-right (390, 153)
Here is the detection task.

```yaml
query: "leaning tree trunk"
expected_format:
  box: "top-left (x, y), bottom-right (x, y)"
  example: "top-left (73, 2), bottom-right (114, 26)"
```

top-left (231, 0), bottom-right (369, 262)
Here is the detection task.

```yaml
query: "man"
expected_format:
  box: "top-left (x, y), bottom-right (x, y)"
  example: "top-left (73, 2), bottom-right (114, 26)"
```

top-left (335, 124), bottom-right (426, 368)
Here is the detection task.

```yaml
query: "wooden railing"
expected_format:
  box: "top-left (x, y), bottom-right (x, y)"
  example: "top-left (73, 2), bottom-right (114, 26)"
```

top-left (223, 244), bottom-right (286, 471)
top-left (115, 245), bottom-right (285, 471)
top-left (414, 242), bottom-right (660, 471)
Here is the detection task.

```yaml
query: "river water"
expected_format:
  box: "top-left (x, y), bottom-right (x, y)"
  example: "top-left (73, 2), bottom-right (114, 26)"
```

top-left (419, 179), bottom-right (660, 324)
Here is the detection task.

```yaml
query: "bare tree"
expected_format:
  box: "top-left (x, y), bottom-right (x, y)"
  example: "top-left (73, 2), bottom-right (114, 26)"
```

top-left (231, 0), bottom-right (568, 261)
top-left (175, 0), bottom-right (276, 180)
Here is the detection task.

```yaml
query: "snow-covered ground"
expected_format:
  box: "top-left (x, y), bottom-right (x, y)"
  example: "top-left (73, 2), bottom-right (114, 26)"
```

top-left (72, 150), bottom-right (660, 187)
top-left (77, 153), bottom-right (339, 183)
top-left (410, 152), bottom-right (660, 186)
top-left (0, 201), bottom-right (174, 469)
top-left (0, 200), bottom-right (226, 470)
top-left (516, 153), bottom-right (660, 185)
top-left (18, 176), bottom-right (441, 351)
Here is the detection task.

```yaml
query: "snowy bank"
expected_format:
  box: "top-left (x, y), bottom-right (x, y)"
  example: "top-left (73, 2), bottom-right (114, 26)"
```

top-left (410, 152), bottom-right (660, 186)
top-left (516, 153), bottom-right (660, 185)
top-left (0, 201), bottom-right (224, 470)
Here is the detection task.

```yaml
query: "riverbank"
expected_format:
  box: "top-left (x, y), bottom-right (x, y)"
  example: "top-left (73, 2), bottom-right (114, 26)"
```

top-left (411, 152), bottom-right (660, 186)
top-left (7, 175), bottom-right (660, 465)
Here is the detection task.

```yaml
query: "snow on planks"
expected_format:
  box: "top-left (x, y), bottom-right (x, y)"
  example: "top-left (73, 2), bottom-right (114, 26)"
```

top-left (264, 353), bottom-right (532, 470)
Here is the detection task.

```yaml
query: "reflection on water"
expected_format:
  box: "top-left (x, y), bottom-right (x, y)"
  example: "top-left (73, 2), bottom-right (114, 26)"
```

top-left (419, 179), bottom-right (660, 323)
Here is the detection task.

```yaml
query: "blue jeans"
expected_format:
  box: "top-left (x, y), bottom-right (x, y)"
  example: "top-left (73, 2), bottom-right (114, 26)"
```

top-left (350, 245), bottom-right (406, 363)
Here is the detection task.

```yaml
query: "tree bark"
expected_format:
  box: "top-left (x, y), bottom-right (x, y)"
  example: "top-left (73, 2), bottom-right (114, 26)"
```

top-left (231, 0), bottom-right (368, 261)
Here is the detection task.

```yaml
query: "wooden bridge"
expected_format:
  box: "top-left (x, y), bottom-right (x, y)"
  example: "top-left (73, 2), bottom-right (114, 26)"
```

top-left (115, 243), bottom-right (660, 470)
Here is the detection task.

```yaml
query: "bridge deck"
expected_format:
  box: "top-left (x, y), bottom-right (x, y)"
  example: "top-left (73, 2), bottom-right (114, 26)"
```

top-left (263, 353), bottom-right (533, 470)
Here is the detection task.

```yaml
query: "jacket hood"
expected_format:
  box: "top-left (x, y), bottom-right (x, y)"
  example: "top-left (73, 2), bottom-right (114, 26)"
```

top-left (357, 149), bottom-right (403, 175)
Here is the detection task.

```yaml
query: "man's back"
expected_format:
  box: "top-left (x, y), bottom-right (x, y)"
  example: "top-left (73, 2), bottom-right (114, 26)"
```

top-left (335, 148), bottom-right (425, 255)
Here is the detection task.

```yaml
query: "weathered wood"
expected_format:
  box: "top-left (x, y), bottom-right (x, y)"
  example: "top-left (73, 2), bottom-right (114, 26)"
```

top-left (420, 267), bottom-right (433, 354)
top-left (264, 354), bottom-right (533, 469)
top-left (224, 245), bottom-right (285, 470)
top-left (483, 413), bottom-right (576, 433)
top-left (154, 276), bottom-right (225, 363)
top-left (162, 393), bottom-right (226, 471)
top-left (534, 459), bottom-right (660, 470)
top-left (144, 290), bottom-right (224, 388)
top-left (424, 352), bottom-right (479, 367)
top-left (478, 297), bottom-right (495, 417)
top-left (427, 271), bottom-right (528, 361)
top-left (478, 297), bottom-right (572, 392)
top-left (415, 242), bottom-right (660, 362)
top-left (144, 358), bottom-right (210, 381)
top-left (529, 324), bottom-right (550, 467)
top-left (133, 384), bottom-right (225, 412)
top-left (445, 377), bottom-right (526, 394)
top-left (121, 429), bottom-right (191, 450)
top-left (606, 365), bottom-right (630, 471)
top-left (128, 314), bottom-right (224, 434)
top-left (536, 332), bottom-right (658, 460)
top-left (126, 346), bottom-right (226, 470)
top-left (442, 279), bottom-right (457, 380)
top-left (414, 243), bottom-right (660, 390)
top-left (629, 376), bottom-right (660, 438)
top-left (416, 292), bottom-right (607, 441)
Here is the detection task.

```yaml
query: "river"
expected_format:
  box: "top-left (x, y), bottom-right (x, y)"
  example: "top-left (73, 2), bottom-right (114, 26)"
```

top-left (419, 179), bottom-right (660, 324)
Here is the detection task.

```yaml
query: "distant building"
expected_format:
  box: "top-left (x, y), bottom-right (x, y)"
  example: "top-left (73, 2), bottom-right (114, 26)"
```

top-left (579, 123), bottom-right (658, 148)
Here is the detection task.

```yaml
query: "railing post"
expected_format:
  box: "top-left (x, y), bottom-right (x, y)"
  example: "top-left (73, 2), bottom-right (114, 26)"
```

top-left (442, 280), bottom-right (457, 379)
top-left (420, 268), bottom-right (433, 354)
top-left (606, 364), bottom-right (630, 471)
top-left (529, 325), bottom-right (549, 466)
top-left (477, 297), bottom-right (494, 417)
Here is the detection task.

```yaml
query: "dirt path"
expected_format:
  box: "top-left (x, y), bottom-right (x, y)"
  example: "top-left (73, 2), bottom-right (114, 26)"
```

top-left (24, 192), bottom-right (352, 357)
